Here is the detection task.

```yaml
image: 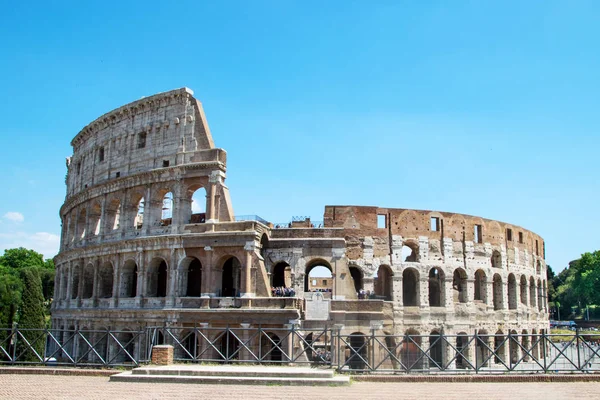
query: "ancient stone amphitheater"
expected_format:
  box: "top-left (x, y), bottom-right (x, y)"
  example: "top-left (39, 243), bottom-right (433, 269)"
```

top-left (52, 88), bottom-right (549, 367)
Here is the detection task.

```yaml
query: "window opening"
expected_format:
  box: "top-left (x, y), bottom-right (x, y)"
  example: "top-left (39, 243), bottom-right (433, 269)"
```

top-left (377, 214), bottom-right (386, 229)
top-left (430, 217), bottom-right (440, 232)
top-left (474, 224), bottom-right (483, 243)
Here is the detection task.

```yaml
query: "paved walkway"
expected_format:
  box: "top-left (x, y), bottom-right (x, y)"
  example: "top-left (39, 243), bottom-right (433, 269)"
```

top-left (1, 375), bottom-right (600, 400)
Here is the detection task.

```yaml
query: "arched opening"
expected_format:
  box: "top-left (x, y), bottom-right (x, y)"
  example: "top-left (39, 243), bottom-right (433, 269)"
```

top-left (529, 277), bottom-right (537, 308)
top-left (474, 269), bottom-right (487, 303)
top-left (507, 274), bottom-right (517, 310)
top-left (493, 274), bottom-right (503, 310)
top-left (429, 330), bottom-right (443, 369)
top-left (476, 329), bottom-right (490, 368)
top-left (375, 265), bottom-right (393, 301)
top-left (402, 243), bottom-right (418, 262)
top-left (347, 332), bottom-right (367, 370)
top-left (536, 260), bottom-right (541, 274)
top-left (104, 198), bottom-right (120, 232)
top-left (190, 187), bottom-right (206, 223)
top-left (402, 329), bottom-right (422, 370)
top-left (452, 268), bottom-right (468, 303)
top-left (134, 197), bottom-right (144, 229)
top-left (121, 260), bottom-right (138, 298)
top-left (349, 266), bottom-right (363, 293)
top-left (260, 332), bottom-right (283, 361)
top-left (221, 257), bottom-right (241, 297)
top-left (76, 209), bottom-right (87, 239)
top-left (180, 330), bottom-right (197, 360)
top-left (147, 258), bottom-right (168, 297)
top-left (161, 192), bottom-right (173, 226)
top-left (531, 329), bottom-right (539, 359)
top-left (456, 332), bottom-right (470, 369)
top-left (491, 250), bottom-right (502, 269)
top-left (98, 262), bottom-right (113, 298)
top-left (271, 262), bottom-right (291, 288)
top-left (186, 258), bottom-right (202, 297)
top-left (115, 331), bottom-right (135, 363)
top-left (82, 264), bottom-right (94, 299)
top-left (218, 331), bottom-right (239, 362)
top-left (89, 202), bottom-right (102, 236)
top-left (509, 330), bottom-right (519, 364)
top-left (494, 330), bottom-right (505, 364)
top-left (428, 268), bottom-right (444, 307)
top-left (537, 278), bottom-right (543, 311)
top-left (520, 275), bottom-right (528, 306)
top-left (71, 265), bottom-right (80, 299)
top-left (260, 234), bottom-right (268, 262)
top-left (521, 330), bottom-right (530, 362)
top-left (304, 261), bottom-right (332, 293)
top-left (403, 268), bottom-right (419, 306)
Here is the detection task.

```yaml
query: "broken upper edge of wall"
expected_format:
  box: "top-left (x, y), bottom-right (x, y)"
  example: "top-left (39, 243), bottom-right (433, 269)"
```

top-left (71, 87), bottom-right (195, 147)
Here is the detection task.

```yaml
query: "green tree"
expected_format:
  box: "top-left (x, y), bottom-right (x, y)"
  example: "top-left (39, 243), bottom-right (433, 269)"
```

top-left (0, 266), bottom-right (23, 327)
top-left (0, 248), bottom-right (46, 270)
top-left (17, 268), bottom-right (46, 361)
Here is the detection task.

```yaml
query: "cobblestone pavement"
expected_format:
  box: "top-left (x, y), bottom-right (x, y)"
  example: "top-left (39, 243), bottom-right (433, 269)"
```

top-left (1, 375), bottom-right (600, 400)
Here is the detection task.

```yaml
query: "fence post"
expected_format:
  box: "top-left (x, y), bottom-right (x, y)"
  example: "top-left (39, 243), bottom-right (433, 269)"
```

top-left (11, 323), bottom-right (17, 365)
top-left (576, 327), bottom-right (581, 371)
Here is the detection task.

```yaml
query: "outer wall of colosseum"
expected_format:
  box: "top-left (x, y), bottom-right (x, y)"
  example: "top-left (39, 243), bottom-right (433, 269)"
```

top-left (52, 88), bottom-right (549, 365)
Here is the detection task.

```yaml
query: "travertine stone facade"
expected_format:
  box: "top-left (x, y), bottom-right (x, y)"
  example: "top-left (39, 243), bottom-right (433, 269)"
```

top-left (52, 88), bottom-right (549, 364)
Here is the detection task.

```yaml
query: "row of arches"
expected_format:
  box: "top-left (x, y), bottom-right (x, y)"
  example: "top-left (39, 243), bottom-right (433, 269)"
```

top-left (62, 185), bottom-right (207, 247)
top-left (344, 328), bottom-right (545, 370)
top-left (57, 255), bottom-right (243, 301)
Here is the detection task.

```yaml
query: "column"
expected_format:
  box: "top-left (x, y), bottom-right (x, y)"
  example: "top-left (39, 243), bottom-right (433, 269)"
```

top-left (201, 246), bottom-right (214, 297)
top-left (241, 241), bottom-right (255, 297)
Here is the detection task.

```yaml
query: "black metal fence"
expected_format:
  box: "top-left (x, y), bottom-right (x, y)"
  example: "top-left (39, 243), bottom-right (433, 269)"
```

top-left (2, 326), bottom-right (600, 374)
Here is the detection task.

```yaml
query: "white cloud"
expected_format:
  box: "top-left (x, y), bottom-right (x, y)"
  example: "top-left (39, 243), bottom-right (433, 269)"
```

top-left (191, 199), bottom-right (203, 213)
top-left (3, 212), bottom-right (24, 223)
top-left (0, 231), bottom-right (60, 259)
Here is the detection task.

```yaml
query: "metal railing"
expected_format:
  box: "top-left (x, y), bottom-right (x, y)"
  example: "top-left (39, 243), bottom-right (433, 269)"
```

top-left (2, 326), bottom-right (600, 374)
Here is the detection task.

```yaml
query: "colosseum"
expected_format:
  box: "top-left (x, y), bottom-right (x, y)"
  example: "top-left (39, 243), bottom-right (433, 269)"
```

top-left (52, 87), bottom-right (549, 369)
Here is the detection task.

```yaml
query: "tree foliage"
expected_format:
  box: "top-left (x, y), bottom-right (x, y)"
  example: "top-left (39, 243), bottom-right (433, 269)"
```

top-left (550, 250), bottom-right (600, 319)
top-left (0, 247), bottom-right (55, 328)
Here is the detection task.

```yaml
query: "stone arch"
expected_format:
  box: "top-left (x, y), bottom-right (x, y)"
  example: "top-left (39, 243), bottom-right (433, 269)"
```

top-left (220, 256), bottom-right (242, 297)
top-left (402, 328), bottom-right (422, 370)
top-left (509, 329), bottom-right (519, 364)
top-left (491, 250), bottom-right (502, 269)
top-left (103, 197), bottom-right (121, 232)
top-left (507, 273), bottom-right (517, 310)
top-left (259, 233), bottom-right (269, 262)
top-left (402, 241), bottom-right (419, 262)
top-left (180, 257), bottom-right (202, 297)
top-left (133, 195), bottom-right (145, 230)
top-left (474, 269), bottom-right (487, 303)
top-left (402, 268), bottom-right (420, 306)
top-left (121, 259), bottom-right (138, 298)
top-left (493, 273), bottom-right (503, 310)
top-left (89, 201), bottom-right (102, 236)
top-left (452, 268), bottom-right (468, 303)
top-left (271, 261), bottom-right (291, 288)
top-left (429, 330), bottom-right (443, 368)
top-left (529, 276), bottom-right (537, 308)
top-left (98, 261), bottom-right (114, 298)
top-left (520, 275), bottom-right (528, 306)
top-left (186, 184), bottom-right (207, 224)
top-left (349, 265), bottom-right (363, 293)
top-left (494, 330), bottom-right (505, 364)
top-left (82, 263), bottom-right (94, 299)
top-left (346, 332), bottom-right (368, 370)
top-left (486, 221), bottom-right (503, 243)
top-left (375, 264), bottom-right (393, 301)
top-left (260, 332), bottom-right (283, 361)
top-left (71, 264), bottom-right (81, 299)
top-left (456, 332), bottom-right (470, 369)
top-left (76, 208), bottom-right (87, 239)
top-left (446, 214), bottom-right (466, 242)
top-left (160, 191), bottom-right (174, 226)
top-left (147, 257), bottom-right (168, 297)
top-left (396, 210), bottom-right (420, 237)
top-left (521, 329), bottom-right (530, 362)
top-left (428, 267), bottom-right (444, 307)
top-left (304, 259), bottom-right (333, 293)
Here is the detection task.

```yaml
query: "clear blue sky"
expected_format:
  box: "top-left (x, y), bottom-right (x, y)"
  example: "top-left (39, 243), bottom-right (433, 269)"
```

top-left (0, 1), bottom-right (598, 272)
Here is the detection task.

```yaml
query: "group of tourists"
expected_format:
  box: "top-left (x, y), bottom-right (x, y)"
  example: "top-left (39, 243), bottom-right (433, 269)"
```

top-left (272, 286), bottom-right (296, 297)
top-left (358, 289), bottom-right (376, 299)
